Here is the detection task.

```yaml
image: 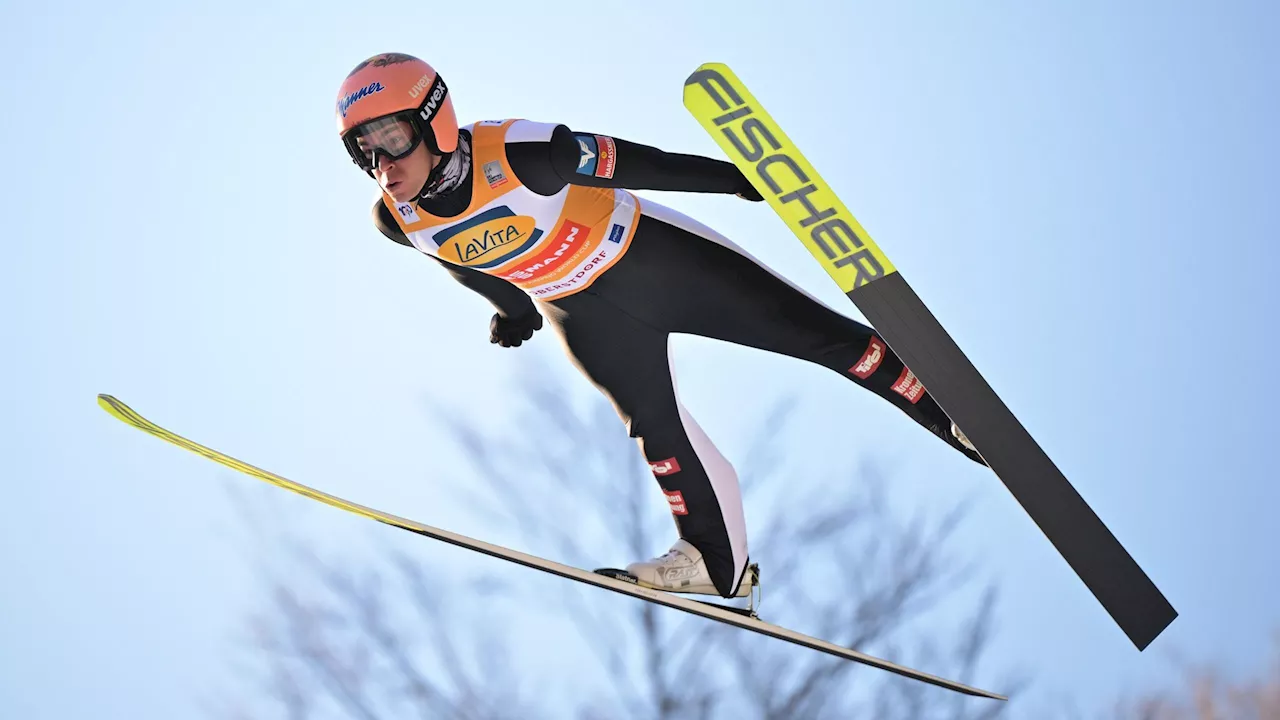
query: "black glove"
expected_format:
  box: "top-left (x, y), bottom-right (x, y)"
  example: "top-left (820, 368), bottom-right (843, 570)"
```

top-left (490, 310), bottom-right (543, 348)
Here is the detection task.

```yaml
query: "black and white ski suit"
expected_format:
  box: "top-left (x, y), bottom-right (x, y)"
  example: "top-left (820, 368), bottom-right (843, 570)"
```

top-left (373, 121), bottom-right (983, 598)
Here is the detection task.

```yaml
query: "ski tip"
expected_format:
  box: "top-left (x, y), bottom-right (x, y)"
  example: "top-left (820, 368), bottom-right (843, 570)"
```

top-left (683, 61), bottom-right (731, 86)
top-left (97, 393), bottom-right (141, 426)
top-left (97, 392), bottom-right (130, 410)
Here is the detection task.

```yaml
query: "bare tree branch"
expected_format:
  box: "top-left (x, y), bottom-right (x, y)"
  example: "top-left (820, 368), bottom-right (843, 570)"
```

top-left (1108, 629), bottom-right (1280, 720)
top-left (227, 358), bottom-right (1016, 719)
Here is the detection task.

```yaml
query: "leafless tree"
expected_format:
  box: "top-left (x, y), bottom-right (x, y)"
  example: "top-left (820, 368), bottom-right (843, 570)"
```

top-left (218, 355), bottom-right (1024, 719)
top-left (1107, 631), bottom-right (1280, 720)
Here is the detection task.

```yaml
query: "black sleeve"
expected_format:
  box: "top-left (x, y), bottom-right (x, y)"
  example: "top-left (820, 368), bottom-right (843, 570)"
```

top-left (505, 123), bottom-right (755, 197)
top-left (372, 200), bottom-right (537, 319)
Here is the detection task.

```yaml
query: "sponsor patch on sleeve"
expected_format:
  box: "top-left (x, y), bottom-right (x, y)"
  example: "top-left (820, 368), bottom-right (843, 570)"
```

top-left (575, 134), bottom-right (599, 176)
top-left (574, 133), bottom-right (617, 179)
top-left (593, 135), bottom-right (617, 178)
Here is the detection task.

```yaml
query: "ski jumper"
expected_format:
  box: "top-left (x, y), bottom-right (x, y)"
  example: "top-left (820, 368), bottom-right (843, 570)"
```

top-left (374, 119), bottom-right (984, 598)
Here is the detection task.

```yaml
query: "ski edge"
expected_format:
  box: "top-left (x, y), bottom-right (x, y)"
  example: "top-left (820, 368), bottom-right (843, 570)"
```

top-left (96, 393), bottom-right (1006, 701)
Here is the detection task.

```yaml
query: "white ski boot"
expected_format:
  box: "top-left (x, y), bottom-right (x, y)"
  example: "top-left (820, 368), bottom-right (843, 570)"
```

top-left (624, 539), bottom-right (754, 598)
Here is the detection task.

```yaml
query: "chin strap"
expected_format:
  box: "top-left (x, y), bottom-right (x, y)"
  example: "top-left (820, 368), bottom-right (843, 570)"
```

top-left (416, 131), bottom-right (472, 199)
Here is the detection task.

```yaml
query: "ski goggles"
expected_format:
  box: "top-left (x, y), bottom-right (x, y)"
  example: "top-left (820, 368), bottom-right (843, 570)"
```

top-left (342, 112), bottom-right (424, 172)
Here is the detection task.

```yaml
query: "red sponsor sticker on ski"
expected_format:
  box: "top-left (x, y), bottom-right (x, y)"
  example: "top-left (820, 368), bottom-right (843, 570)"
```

top-left (892, 367), bottom-right (926, 404)
top-left (664, 489), bottom-right (688, 515)
top-left (594, 135), bottom-right (617, 179)
top-left (649, 457), bottom-right (681, 476)
top-left (849, 336), bottom-right (886, 379)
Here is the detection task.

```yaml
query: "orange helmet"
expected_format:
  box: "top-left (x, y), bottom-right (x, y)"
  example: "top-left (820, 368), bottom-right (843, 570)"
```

top-left (335, 53), bottom-right (459, 172)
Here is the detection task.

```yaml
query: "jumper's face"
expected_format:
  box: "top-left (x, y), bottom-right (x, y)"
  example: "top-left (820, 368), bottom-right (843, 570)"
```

top-left (352, 117), bottom-right (439, 203)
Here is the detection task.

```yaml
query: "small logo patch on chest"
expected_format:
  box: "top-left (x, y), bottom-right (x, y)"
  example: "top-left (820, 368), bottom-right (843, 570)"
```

top-left (482, 160), bottom-right (508, 189)
top-left (396, 202), bottom-right (421, 223)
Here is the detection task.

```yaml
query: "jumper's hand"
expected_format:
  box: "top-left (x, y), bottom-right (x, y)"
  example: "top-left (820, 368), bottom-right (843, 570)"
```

top-left (490, 310), bottom-right (543, 348)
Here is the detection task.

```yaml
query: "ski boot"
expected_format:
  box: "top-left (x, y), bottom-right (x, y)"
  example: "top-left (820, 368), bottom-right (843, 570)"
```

top-left (596, 539), bottom-right (761, 617)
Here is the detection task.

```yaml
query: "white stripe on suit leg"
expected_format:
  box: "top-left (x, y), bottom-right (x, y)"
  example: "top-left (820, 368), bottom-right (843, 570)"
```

top-left (666, 340), bottom-right (749, 592)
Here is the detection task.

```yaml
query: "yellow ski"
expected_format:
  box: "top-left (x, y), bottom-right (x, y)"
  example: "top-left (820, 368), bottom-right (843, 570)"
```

top-left (97, 393), bottom-right (1006, 700)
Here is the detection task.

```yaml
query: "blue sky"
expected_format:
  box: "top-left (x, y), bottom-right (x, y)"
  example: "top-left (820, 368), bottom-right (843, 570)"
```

top-left (3, 0), bottom-right (1278, 717)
